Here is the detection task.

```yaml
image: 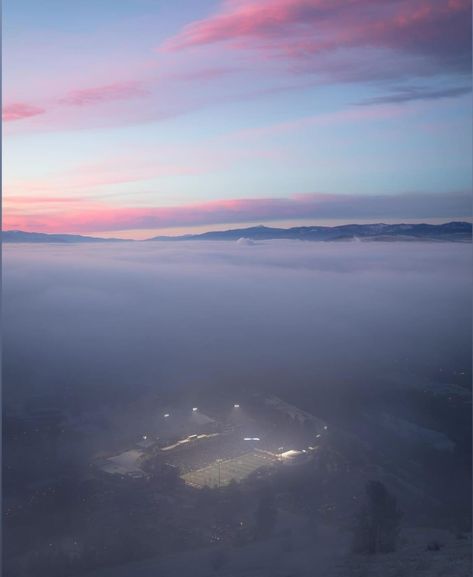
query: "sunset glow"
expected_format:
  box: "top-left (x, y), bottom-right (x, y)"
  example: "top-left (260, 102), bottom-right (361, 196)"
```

top-left (3, 0), bottom-right (472, 238)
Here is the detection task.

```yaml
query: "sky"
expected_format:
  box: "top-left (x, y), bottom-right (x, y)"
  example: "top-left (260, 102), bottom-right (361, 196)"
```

top-left (3, 0), bottom-right (472, 239)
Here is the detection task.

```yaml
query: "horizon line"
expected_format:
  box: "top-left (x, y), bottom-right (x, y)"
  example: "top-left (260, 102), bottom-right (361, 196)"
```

top-left (3, 219), bottom-right (472, 242)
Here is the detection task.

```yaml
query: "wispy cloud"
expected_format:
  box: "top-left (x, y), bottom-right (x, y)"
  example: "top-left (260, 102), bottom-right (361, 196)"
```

top-left (163, 0), bottom-right (472, 81)
top-left (359, 85), bottom-right (472, 106)
top-left (4, 191), bottom-right (470, 234)
top-left (3, 195), bottom-right (87, 205)
top-left (3, 80), bottom-right (150, 125)
top-left (6, 1), bottom-right (470, 130)
top-left (5, 157), bottom-right (200, 198)
top-left (2, 102), bottom-right (46, 122)
top-left (59, 80), bottom-right (150, 106)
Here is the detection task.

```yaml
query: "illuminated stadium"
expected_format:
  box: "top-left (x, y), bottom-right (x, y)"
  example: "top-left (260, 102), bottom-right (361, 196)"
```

top-left (96, 395), bottom-right (327, 487)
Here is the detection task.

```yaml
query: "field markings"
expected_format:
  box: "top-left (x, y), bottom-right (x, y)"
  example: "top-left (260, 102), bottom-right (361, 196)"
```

top-left (181, 451), bottom-right (278, 488)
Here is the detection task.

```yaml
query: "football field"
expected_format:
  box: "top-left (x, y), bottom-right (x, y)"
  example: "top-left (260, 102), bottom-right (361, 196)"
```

top-left (181, 451), bottom-right (277, 488)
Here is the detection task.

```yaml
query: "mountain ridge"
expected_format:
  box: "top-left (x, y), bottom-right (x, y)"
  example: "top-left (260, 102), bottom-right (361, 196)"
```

top-left (147, 221), bottom-right (472, 242)
top-left (1, 230), bottom-right (130, 243)
top-left (2, 222), bottom-right (471, 243)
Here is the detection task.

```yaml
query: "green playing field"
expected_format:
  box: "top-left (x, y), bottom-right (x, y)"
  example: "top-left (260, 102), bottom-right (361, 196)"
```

top-left (181, 451), bottom-right (278, 488)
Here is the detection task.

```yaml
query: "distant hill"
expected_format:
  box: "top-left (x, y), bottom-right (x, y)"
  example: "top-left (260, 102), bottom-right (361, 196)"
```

top-left (2, 230), bottom-right (128, 243)
top-left (3, 222), bottom-right (471, 243)
top-left (148, 222), bottom-right (472, 242)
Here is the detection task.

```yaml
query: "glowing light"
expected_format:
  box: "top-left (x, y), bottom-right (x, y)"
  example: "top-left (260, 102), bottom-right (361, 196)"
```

top-left (142, 435), bottom-right (147, 440)
top-left (233, 404), bottom-right (240, 408)
top-left (323, 425), bottom-right (328, 430)
top-left (164, 413), bottom-right (170, 418)
top-left (192, 407), bottom-right (198, 412)
top-left (244, 437), bottom-right (260, 441)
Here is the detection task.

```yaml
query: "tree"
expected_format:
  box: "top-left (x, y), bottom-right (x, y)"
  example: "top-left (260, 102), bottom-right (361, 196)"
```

top-left (353, 480), bottom-right (402, 554)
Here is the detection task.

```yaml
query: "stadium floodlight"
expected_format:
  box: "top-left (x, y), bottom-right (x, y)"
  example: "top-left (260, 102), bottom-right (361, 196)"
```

top-left (164, 413), bottom-right (170, 418)
top-left (233, 404), bottom-right (240, 408)
top-left (192, 407), bottom-right (198, 412)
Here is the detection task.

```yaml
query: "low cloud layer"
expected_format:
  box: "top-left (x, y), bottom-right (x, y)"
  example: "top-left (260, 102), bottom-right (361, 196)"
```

top-left (4, 191), bottom-right (470, 234)
top-left (3, 241), bottom-right (471, 410)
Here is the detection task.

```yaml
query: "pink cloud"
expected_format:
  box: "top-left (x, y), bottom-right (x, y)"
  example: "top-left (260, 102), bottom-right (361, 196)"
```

top-left (2, 102), bottom-right (46, 122)
top-left (163, 0), bottom-right (472, 77)
top-left (3, 195), bottom-right (86, 205)
top-left (59, 80), bottom-right (150, 106)
top-left (5, 153), bottom-right (203, 199)
top-left (163, 0), bottom-right (339, 50)
top-left (3, 68), bottom-right (246, 134)
top-left (3, 191), bottom-right (470, 235)
top-left (3, 80), bottom-right (152, 129)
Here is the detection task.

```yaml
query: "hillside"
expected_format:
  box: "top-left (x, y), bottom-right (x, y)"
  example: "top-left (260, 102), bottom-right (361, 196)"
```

top-left (148, 222), bottom-right (472, 242)
top-left (2, 230), bottom-right (127, 243)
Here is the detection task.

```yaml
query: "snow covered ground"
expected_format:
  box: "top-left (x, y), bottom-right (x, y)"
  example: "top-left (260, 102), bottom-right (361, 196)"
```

top-left (83, 526), bottom-right (471, 577)
top-left (337, 528), bottom-right (472, 577)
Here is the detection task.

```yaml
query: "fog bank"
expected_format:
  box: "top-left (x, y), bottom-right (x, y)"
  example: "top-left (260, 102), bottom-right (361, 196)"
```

top-left (3, 241), bottom-right (471, 409)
